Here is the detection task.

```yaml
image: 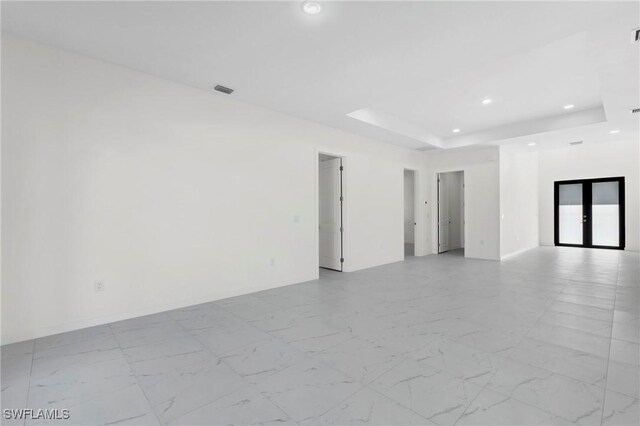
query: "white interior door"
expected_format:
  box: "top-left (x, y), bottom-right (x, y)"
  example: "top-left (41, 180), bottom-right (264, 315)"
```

top-left (438, 174), bottom-right (450, 253)
top-left (319, 158), bottom-right (342, 270)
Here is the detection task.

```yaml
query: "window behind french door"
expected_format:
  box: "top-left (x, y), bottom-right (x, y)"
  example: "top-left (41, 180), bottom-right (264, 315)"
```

top-left (554, 177), bottom-right (625, 250)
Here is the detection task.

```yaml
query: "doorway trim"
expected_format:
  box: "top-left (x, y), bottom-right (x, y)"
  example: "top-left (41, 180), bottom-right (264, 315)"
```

top-left (554, 176), bottom-right (625, 250)
top-left (437, 172), bottom-right (445, 253)
top-left (437, 170), bottom-right (465, 254)
top-left (403, 168), bottom-right (419, 258)
top-left (316, 150), bottom-right (349, 272)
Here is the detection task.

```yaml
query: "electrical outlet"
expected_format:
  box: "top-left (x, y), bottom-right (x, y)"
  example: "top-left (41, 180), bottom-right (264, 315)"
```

top-left (94, 281), bottom-right (105, 292)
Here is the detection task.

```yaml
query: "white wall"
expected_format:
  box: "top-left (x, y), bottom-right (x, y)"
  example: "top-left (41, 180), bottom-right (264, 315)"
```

top-left (538, 139), bottom-right (639, 251)
top-left (403, 170), bottom-right (415, 244)
top-left (425, 147), bottom-right (501, 260)
top-left (500, 147), bottom-right (540, 259)
top-left (1, 36), bottom-right (428, 344)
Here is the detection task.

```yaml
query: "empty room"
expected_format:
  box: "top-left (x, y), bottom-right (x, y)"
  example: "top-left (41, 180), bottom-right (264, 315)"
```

top-left (1, 1), bottom-right (639, 426)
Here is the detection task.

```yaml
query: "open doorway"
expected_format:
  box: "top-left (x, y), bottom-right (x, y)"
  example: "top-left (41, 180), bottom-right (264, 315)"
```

top-left (319, 153), bottom-right (344, 271)
top-left (438, 171), bottom-right (465, 255)
top-left (404, 169), bottom-right (417, 257)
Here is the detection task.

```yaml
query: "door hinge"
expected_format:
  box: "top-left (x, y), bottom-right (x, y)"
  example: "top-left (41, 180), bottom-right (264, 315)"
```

top-left (340, 258), bottom-right (344, 263)
top-left (340, 227), bottom-right (344, 232)
top-left (340, 196), bottom-right (344, 201)
top-left (340, 166), bottom-right (344, 171)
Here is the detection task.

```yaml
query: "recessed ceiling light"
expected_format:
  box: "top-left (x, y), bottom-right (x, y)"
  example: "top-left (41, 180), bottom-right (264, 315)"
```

top-left (563, 104), bottom-right (575, 110)
top-left (481, 98), bottom-right (493, 105)
top-left (452, 128), bottom-right (461, 133)
top-left (528, 142), bottom-right (536, 146)
top-left (302, 1), bottom-right (322, 15)
top-left (610, 129), bottom-right (621, 134)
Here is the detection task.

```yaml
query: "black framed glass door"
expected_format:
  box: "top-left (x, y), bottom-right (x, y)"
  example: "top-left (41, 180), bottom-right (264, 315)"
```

top-left (554, 177), bottom-right (625, 250)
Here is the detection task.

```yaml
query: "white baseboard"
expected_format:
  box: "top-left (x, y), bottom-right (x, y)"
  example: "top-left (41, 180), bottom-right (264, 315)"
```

top-left (500, 245), bottom-right (539, 261)
top-left (1, 273), bottom-right (316, 346)
top-left (344, 255), bottom-right (405, 273)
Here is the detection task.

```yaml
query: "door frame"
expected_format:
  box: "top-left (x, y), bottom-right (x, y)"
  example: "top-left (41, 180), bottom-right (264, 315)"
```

top-left (403, 168), bottom-right (419, 257)
top-left (437, 172), bottom-right (448, 253)
top-left (437, 170), bottom-right (465, 254)
top-left (554, 176), bottom-right (625, 250)
top-left (316, 151), bottom-right (348, 272)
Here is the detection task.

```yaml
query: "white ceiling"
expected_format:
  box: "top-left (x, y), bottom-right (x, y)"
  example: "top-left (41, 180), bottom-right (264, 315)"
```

top-left (2, 1), bottom-right (638, 151)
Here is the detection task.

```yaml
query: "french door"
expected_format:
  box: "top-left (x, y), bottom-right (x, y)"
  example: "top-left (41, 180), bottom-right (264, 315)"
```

top-left (554, 177), bottom-right (625, 250)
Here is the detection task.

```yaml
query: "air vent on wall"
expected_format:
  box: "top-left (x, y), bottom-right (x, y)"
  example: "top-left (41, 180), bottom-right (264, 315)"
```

top-left (632, 28), bottom-right (640, 43)
top-left (214, 84), bottom-right (234, 94)
top-left (569, 141), bottom-right (583, 146)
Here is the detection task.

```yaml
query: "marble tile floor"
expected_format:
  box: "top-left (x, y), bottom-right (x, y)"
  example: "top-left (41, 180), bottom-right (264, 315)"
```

top-left (1, 247), bottom-right (638, 425)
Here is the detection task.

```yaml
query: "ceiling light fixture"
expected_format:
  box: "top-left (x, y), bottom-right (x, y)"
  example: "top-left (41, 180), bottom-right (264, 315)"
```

top-left (481, 98), bottom-right (493, 105)
top-left (452, 128), bottom-right (461, 133)
top-left (302, 1), bottom-right (322, 15)
top-left (528, 142), bottom-right (536, 146)
top-left (563, 104), bottom-right (575, 110)
top-left (610, 129), bottom-right (621, 134)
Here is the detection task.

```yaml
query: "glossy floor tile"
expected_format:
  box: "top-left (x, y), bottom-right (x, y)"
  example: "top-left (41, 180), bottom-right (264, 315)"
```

top-left (1, 247), bottom-right (638, 425)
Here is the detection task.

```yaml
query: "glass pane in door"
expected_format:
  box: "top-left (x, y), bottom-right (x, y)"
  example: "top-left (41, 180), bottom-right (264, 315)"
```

top-left (592, 181), bottom-right (619, 247)
top-left (559, 183), bottom-right (583, 245)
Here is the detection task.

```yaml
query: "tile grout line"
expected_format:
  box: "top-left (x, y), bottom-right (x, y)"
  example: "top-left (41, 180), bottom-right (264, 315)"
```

top-left (599, 253), bottom-right (622, 426)
top-left (146, 312), bottom-right (262, 424)
top-left (170, 300), bottom-right (343, 424)
top-left (108, 321), bottom-right (163, 425)
top-left (198, 285), bottom-right (436, 424)
top-left (453, 264), bottom-right (581, 425)
top-left (26, 327), bottom-right (168, 425)
top-left (362, 385), bottom-right (438, 425)
top-left (21, 340), bottom-right (36, 426)
top-left (453, 252), bottom-right (635, 424)
top-left (205, 300), bottom-right (370, 424)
